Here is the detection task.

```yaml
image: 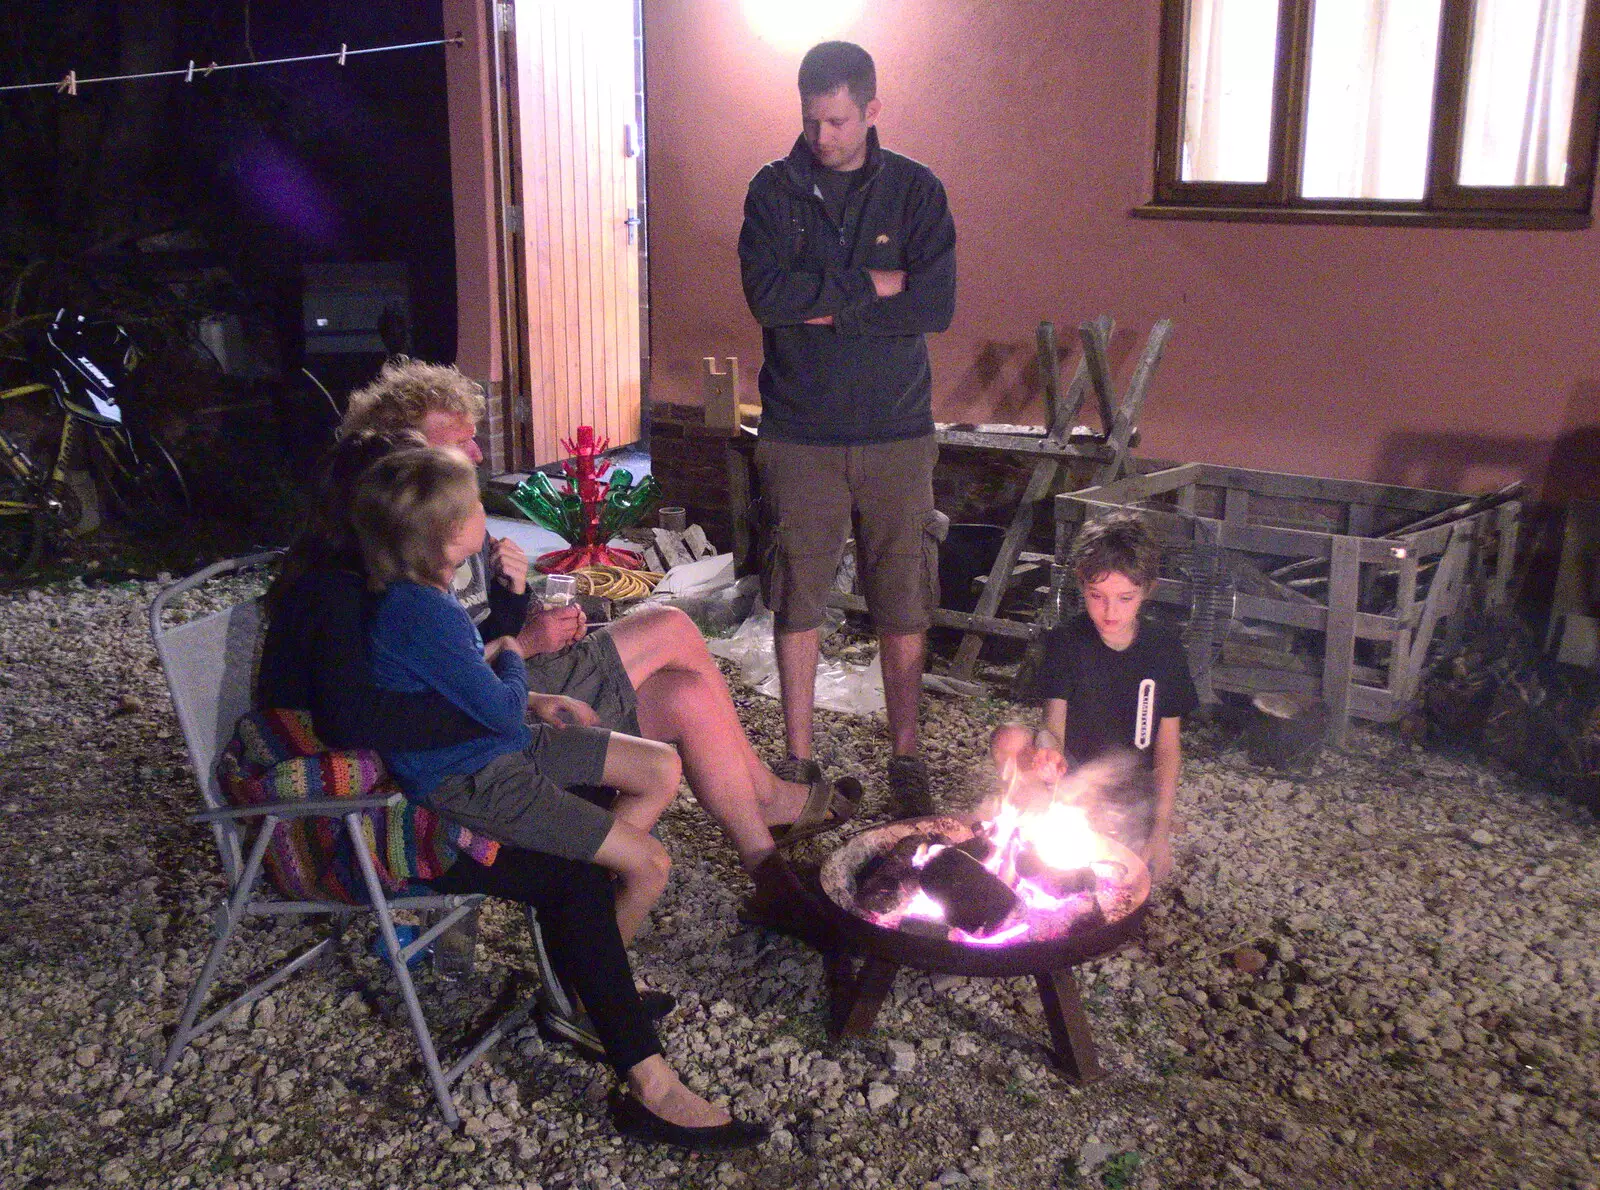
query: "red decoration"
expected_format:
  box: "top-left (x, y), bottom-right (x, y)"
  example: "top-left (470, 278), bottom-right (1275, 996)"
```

top-left (534, 426), bottom-right (645, 573)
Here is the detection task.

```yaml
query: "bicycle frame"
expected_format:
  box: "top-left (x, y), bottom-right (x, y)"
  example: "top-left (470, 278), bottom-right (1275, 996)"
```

top-left (0, 382), bottom-right (83, 525)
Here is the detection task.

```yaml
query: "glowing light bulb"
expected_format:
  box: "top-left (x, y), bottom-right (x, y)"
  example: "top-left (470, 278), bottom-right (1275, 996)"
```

top-left (742, 0), bottom-right (865, 53)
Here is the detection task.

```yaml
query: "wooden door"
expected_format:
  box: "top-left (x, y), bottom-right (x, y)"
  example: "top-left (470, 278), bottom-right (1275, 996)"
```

top-left (507, 0), bottom-right (641, 466)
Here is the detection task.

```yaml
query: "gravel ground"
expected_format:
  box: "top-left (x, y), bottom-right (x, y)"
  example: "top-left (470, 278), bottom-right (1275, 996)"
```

top-left (1, 576), bottom-right (1598, 1190)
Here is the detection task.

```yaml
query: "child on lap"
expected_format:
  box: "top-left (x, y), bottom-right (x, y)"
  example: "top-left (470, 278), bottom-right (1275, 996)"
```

top-left (352, 447), bottom-right (681, 944)
top-left (992, 512), bottom-right (1197, 883)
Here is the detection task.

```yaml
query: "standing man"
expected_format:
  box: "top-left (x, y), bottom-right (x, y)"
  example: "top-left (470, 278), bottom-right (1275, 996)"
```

top-left (739, 41), bottom-right (956, 817)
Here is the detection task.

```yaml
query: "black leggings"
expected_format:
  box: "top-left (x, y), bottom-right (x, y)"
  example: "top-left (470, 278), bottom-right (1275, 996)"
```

top-left (430, 844), bottom-right (661, 1076)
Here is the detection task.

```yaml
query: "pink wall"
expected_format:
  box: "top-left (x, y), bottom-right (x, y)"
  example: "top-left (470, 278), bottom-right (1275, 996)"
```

top-left (642, 0), bottom-right (1600, 500)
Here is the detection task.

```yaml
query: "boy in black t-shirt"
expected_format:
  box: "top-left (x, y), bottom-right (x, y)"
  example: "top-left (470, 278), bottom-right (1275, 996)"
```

top-left (992, 512), bottom-right (1197, 883)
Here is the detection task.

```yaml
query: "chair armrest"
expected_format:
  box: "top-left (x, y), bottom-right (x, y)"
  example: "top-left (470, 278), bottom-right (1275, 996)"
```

top-left (192, 792), bottom-right (405, 824)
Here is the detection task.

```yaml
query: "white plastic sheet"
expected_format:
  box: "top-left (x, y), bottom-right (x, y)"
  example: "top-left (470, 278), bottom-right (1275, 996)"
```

top-left (705, 607), bottom-right (886, 717)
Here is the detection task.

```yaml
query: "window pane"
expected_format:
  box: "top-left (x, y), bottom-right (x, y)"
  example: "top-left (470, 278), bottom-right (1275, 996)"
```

top-left (1181, 0), bottom-right (1283, 183)
top-left (1301, 0), bottom-right (1444, 200)
top-left (1460, 0), bottom-right (1587, 186)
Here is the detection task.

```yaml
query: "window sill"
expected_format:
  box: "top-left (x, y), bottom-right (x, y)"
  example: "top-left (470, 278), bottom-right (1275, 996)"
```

top-left (1131, 203), bottom-right (1592, 231)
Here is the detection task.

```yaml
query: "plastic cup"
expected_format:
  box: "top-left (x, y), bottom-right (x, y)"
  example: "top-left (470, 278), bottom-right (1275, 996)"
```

top-left (432, 907), bottom-right (479, 981)
top-left (543, 573), bottom-right (578, 607)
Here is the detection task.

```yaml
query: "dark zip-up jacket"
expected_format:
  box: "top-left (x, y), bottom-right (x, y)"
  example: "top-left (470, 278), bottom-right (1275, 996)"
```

top-left (739, 128), bottom-right (956, 445)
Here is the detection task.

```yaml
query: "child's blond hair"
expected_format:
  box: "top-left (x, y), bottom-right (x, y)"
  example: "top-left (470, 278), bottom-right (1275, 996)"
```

top-left (1071, 511), bottom-right (1162, 589)
top-left (351, 446), bottom-right (481, 591)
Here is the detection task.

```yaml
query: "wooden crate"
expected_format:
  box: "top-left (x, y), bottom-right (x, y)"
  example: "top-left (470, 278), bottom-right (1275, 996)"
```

top-left (1054, 464), bottom-right (1521, 746)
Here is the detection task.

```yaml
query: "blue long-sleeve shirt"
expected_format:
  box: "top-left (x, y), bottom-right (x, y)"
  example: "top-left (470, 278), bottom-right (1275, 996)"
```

top-left (368, 581), bottom-right (532, 799)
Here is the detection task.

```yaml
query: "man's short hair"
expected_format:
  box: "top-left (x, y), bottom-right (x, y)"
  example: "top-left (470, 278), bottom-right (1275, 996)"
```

top-left (340, 357), bottom-right (486, 439)
top-left (351, 446), bottom-right (481, 591)
top-left (1071, 511), bottom-right (1162, 589)
top-left (799, 41), bottom-right (876, 108)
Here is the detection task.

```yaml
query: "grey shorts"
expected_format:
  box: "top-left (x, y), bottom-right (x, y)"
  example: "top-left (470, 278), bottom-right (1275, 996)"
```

top-left (524, 629), bottom-right (639, 734)
top-left (755, 434), bottom-right (942, 634)
top-left (429, 724), bottom-right (614, 861)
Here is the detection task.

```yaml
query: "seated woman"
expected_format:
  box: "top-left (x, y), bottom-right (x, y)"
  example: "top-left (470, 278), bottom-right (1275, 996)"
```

top-left (256, 432), bottom-right (763, 1149)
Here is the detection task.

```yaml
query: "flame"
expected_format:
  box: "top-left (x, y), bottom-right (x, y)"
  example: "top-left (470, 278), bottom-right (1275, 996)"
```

top-left (902, 889), bottom-right (947, 922)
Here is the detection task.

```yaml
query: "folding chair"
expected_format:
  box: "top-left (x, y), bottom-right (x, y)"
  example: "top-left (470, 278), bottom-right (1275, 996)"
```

top-left (149, 554), bottom-right (563, 1127)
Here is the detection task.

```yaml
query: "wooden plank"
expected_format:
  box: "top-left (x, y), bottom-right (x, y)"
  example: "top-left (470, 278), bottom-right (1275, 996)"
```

top-left (936, 429), bottom-right (1113, 462)
top-left (828, 591), bottom-right (1037, 640)
top-left (726, 444), bottom-right (753, 571)
top-left (1348, 503), bottom-right (1375, 537)
top-left (1066, 461), bottom-right (1203, 505)
top-left (1079, 316), bottom-right (1118, 435)
top-left (922, 673), bottom-right (988, 698)
top-left (1321, 536), bottom-right (1362, 748)
top-left (1037, 321), bottom-right (1061, 434)
top-left (1224, 487), bottom-right (1250, 525)
top-left (1211, 669), bottom-right (1400, 721)
top-left (1201, 465), bottom-right (1463, 517)
top-left (1490, 502), bottom-right (1519, 608)
top-left (1397, 524), bottom-right (1469, 704)
top-left (1092, 318), bottom-right (1173, 485)
top-left (1230, 554), bottom-right (1319, 607)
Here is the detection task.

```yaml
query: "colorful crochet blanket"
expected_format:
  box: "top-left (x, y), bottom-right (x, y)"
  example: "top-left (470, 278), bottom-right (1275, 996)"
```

top-left (217, 709), bottom-right (498, 903)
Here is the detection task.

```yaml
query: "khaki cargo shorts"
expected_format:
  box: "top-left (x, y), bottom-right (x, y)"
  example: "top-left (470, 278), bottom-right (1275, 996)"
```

top-left (754, 434), bottom-right (942, 635)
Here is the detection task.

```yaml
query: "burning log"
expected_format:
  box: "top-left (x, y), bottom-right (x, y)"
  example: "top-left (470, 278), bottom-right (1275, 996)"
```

top-left (919, 846), bottom-right (1020, 935)
top-left (1014, 845), bottom-right (1098, 899)
top-left (855, 834), bottom-right (939, 915)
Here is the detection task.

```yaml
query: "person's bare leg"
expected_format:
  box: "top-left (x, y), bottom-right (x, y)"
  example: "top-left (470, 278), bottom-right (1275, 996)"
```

top-left (590, 819), bottom-right (671, 945)
top-left (600, 733), bottom-right (683, 835)
top-left (627, 1054), bottom-right (731, 1127)
top-left (774, 626), bottom-right (821, 761)
top-left (609, 607), bottom-right (810, 838)
top-left (878, 631), bottom-right (925, 756)
top-left (635, 670), bottom-right (793, 870)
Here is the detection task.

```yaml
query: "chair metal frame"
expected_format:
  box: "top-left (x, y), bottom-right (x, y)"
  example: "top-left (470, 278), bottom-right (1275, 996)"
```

top-left (149, 554), bottom-right (554, 1126)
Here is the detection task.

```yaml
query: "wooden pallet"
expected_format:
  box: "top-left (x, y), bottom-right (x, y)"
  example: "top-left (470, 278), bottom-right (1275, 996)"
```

top-left (1055, 464), bottom-right (1521, 746)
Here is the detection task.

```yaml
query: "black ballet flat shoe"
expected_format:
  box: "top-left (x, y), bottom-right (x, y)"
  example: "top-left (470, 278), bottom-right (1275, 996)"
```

top-left (637, 989), bottom-right (677, 1021)
top-left (611, 1094), bottom-right (769, 1152)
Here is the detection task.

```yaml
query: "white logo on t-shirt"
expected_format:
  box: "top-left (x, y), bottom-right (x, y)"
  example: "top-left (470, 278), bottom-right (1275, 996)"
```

top-left (1134, 678), bottom-right (1156, 750)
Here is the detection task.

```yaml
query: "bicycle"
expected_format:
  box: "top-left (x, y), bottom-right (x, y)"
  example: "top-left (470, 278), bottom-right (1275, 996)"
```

top-left (0, 310), bottom-right (191, 574)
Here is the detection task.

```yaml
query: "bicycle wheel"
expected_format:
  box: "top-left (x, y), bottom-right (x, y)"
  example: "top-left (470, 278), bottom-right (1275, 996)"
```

top-left (0, 474), bottom-right (44, 575)
top-left (86, 422), bottom-right (191, 530)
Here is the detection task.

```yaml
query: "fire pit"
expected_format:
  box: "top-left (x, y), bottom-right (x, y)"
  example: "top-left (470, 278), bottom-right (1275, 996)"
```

top-left (815, 791), bottom-right (1150, 1082)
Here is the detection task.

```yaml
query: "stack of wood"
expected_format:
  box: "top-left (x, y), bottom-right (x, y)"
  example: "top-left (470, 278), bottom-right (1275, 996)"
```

top-left (1422, 610), bottom-right (1600, 812)
top-left (638, 523), bottom-right (719, 574)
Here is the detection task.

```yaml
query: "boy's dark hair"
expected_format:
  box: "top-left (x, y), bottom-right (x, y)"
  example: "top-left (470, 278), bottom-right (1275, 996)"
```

top-left (798, 41), bottom-right (876, 107)
top-left (1071, 511), bottom-right (1162, 589)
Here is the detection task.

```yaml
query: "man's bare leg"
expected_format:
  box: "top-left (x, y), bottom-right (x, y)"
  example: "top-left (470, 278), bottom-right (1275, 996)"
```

top-left (878, 630), bottom-right (925, 756)
top-left (608, 607), bottom-right (812, 866)
top-left (773, 626), bottom-right (821, 762)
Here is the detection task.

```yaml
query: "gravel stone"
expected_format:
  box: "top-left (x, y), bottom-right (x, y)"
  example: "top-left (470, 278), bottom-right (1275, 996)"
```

top-left (1, 577), bottom-right (1597, 1188)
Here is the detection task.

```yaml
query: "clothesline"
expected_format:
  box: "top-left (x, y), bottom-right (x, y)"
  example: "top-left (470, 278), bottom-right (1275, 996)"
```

top-left (0, 36), bottom-right (464, 96)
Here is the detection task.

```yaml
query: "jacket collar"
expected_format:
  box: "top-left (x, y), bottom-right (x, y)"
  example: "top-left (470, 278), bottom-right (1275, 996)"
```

top-left (780, 126), bottom-right (884, 195)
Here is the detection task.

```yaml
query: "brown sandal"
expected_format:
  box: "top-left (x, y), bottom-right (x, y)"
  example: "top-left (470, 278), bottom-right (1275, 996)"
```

top-left (770, 776), bottom-right (864, 847)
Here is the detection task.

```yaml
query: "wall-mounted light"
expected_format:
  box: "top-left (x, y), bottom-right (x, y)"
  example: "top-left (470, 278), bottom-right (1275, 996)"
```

top-left (742, 0), bottom-right (865, 53)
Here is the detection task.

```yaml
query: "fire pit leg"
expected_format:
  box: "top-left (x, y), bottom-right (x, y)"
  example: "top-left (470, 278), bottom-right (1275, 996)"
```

top-left (1036, 967), bottom-right (1105, 1083)
top-left (826, 955), bottom-right (900, 1039)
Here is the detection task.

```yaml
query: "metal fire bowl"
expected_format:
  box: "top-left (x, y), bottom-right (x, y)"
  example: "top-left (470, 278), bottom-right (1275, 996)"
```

top-left (818, 816), bottom-right (1150, 978)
